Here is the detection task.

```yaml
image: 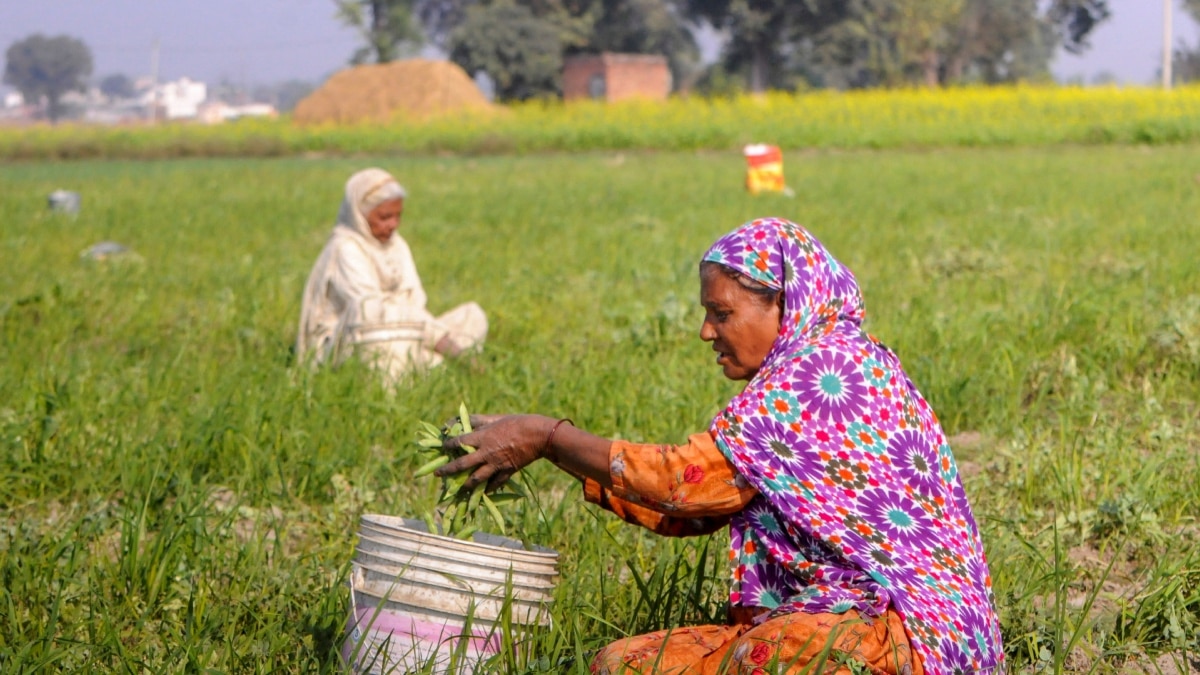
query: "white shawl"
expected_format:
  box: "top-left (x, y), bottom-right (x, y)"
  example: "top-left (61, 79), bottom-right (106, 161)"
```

top-left (296, 168), bottom-right (443, 363)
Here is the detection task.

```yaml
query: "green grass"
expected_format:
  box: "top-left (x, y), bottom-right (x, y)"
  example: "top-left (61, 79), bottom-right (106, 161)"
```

top-left (1, 146), bottom-right (1199, 672)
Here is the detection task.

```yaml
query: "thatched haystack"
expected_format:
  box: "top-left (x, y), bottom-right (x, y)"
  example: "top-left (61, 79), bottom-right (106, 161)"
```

top-left (293, 59), bottom-right (491, 125)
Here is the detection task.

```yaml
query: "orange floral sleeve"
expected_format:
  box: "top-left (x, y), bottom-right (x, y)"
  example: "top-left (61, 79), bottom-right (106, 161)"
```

top-left (582, 432), bottom-right (758, 537)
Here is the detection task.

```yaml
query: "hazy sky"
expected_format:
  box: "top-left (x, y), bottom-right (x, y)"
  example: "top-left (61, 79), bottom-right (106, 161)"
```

top-left (1, 0), bottom-right (1196, 87)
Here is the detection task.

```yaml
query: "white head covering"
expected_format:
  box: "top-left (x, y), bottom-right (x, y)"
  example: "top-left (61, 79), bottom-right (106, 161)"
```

top-left (337, 167), bottom-right (407, 244)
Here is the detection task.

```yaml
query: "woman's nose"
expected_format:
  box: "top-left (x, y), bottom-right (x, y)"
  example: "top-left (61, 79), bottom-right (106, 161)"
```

top-left (699, 320), bottom-right (716, 341)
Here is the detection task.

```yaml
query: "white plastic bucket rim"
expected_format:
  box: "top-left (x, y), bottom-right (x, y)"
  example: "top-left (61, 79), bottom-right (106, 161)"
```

top-left (360, 514), bottom-right (558, 562)
top-left (355, 528), bottom-right (559, 577)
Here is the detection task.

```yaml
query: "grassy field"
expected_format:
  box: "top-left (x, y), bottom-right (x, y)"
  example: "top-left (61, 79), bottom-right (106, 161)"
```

top-left (2, 146), bottom-right (1199, 673)
top-left (5, 86), bottom-right (1200, 160)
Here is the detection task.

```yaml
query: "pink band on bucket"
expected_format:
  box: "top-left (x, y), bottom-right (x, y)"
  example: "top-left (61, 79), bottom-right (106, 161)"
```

top-left (350, 608), bottom-right (502, 654)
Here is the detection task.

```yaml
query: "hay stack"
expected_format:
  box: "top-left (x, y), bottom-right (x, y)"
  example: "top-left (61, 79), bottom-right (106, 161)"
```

top-left (293, 59), bottom-right (491, 125)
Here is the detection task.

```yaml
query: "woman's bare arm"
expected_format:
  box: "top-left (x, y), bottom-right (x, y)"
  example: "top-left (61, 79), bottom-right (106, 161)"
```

top-left (436, 414), bottom-right (614, 490)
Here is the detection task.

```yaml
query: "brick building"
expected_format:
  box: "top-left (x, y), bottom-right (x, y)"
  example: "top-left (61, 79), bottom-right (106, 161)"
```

top-left (562, 53), bottom-right (672, 102)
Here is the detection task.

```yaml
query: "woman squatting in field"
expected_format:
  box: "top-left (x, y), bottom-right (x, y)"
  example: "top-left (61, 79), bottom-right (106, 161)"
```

top-left (436, 218), bottom-right (1003, 674)
top-left (296, 168), bottom-right (487, 385)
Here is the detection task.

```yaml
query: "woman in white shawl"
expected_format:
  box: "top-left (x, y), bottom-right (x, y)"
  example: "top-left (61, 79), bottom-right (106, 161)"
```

top-left (297, 168), bottom-right (487, 384)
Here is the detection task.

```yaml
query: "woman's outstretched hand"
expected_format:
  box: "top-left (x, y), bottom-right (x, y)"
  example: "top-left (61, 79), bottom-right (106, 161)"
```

top-left (434, 414), bottom-right (557, 491)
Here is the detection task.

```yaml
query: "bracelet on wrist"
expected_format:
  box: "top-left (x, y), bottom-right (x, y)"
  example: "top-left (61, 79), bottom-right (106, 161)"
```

top-left (544, 418), bottom-right (574, 462)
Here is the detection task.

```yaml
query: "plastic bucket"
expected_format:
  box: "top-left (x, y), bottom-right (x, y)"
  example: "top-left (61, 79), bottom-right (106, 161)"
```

top-left (343, 514), bottom-right (559, 674)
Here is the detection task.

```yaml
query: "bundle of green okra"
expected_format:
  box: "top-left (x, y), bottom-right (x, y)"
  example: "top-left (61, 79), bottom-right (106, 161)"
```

top-left (412, 403), bottom-right (526, 540)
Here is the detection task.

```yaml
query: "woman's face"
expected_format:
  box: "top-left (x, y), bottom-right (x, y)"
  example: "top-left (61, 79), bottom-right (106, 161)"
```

top-left (366, 198), bottom-right (404, 243)
top-left (699, 266), bottom-right (783, 381)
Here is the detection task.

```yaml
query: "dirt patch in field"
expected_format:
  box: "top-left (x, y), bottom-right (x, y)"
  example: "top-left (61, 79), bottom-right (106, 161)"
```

top-left (1063, 542), bottom-right (1142, 620)
top-left (1027, 542), bottom-right (1143, 632)
top-left (948, 430), bottom-right (986, 453)
top-left (947, 430), bottom-right (992, 479)
top-left (1118, 651), bottom-right (1200, 674)
top-left (293, 59), bottom-right (492, 126)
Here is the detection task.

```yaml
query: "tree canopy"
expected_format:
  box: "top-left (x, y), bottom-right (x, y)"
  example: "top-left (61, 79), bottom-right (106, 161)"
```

top-left (684, 0), bottom-right (843, 92)
top-left (589, 0), bottom-right (699, 87)
top-left (1046, 0), bottom-right (1110, 54)
top-left (1174, 0), bottom-right (1200, 83)
top-left (336, 0), bottom-right (424, 63)
top-left (3, 34), bottom-right (93, 122)
top-left (357, 0), bottom-right (1113, 94)
top-left (99, 73), bottom-right (135, 100)
top-left (449, 1), bottom-right (564, 100)
top-left (443, 0), bottom-right (696, 98)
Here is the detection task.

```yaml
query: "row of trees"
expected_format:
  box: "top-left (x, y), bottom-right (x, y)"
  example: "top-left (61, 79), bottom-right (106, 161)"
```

top-left (336, 0), bottom-right (1116, 99)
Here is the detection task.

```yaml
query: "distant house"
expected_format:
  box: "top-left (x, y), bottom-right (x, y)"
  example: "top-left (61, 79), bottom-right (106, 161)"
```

top-left (143, 77), bottom-right (207, 119)
top-left (60, 87), bottom-right (106, 109)
top-left (198, 101), bottom-right (279, 125)
top-left (562, 53), bottom-right (671, 103)
top-left (0, 90), bottom-right (30, 122)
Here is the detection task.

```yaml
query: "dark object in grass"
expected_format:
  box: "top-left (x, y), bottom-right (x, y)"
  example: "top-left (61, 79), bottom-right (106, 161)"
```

top-left (48, 189), bottom-right (80, 214)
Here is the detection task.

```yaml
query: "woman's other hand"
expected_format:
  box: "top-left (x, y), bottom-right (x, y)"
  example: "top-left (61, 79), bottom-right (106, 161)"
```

top-left (434, 334), bottom-right (465, 358)
top-left (435, 415), bottom-right (556, 491)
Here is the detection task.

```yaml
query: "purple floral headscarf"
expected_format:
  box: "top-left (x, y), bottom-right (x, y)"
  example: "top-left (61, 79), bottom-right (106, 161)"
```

top-left (704, 218), bottom-right (1004, 675)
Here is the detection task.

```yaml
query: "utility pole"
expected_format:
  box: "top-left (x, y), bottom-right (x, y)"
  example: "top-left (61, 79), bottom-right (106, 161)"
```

top-left (150, 37), bottom-right (161, 122)
top-left (1163, 0), bottom-right (1174, 89)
